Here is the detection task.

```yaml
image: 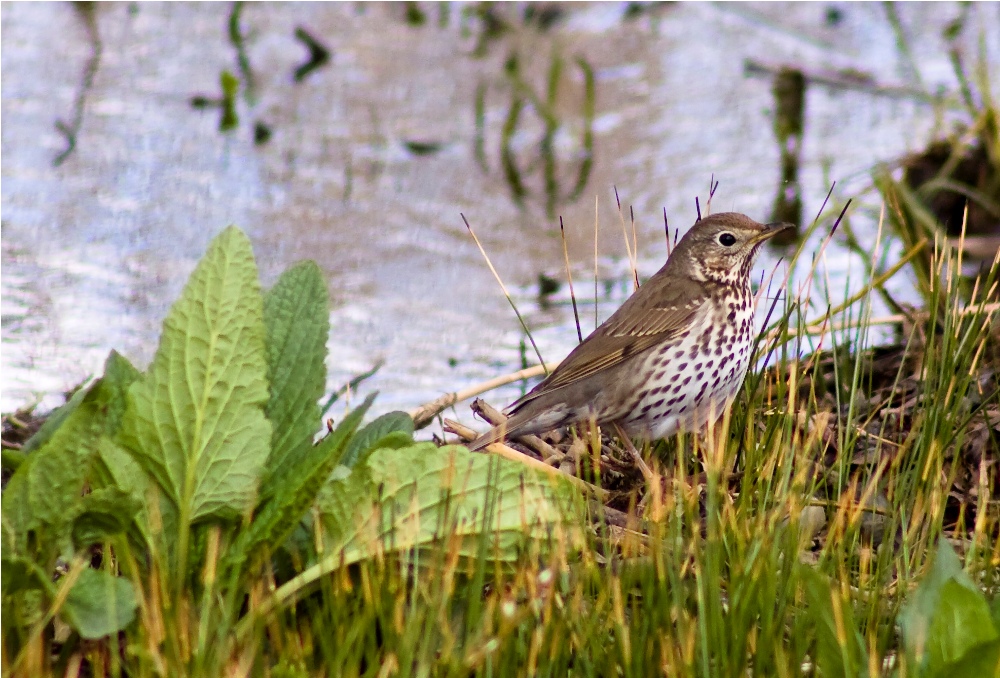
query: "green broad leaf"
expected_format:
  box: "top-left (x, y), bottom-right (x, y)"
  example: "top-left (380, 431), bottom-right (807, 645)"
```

top-left (94, 436), bottom-right (178, 553)
top-left (21, 351), bottom-right (139, 458)
top-left (261, 393), bottom-right (376, 503)
top-left (1, 448), bottom-right (26, 473)
top-left (1, 556), bottom-right (55, 597)
top-left (119, 227), bottom-right (272, 523)
top-left (316, 443), bottom-right (583, 567)
top-left (1, 352), bottom-right (141, 555)
top-left (924, 579), bottom-right (1000, 673)
top-left (19, 382), bottom-right (90, 455)
top-left (1, 443), bottom-right (82, 557)
top-left (7, 588), bottom-right (45, 630)
top-left (72, 487), bottom-right (143, 548)
top-left (901, 540), bottom-right (999, 674)
top-left (96, 351), bottom-right (143, 429)
top-left (934, 638), bottom-right (1000, 677)
top-left (229, 395), bottom-right (375, 571)
top-left (339, 410), bottom-right (414, 469)
top-left (62, 568), bottom-right (138, 640)
top-left (799, 566), bottom-right (867, 678)
top-left (262, 260), bottom-right (329, 482)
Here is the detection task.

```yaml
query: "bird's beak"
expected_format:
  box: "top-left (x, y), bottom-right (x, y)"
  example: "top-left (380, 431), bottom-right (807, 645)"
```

top-left (752, 222), bottom-right (795, 244)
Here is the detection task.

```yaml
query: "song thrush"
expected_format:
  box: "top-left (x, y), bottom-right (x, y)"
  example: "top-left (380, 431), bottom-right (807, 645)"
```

top-left (469, 212), bottom-right (791, 452)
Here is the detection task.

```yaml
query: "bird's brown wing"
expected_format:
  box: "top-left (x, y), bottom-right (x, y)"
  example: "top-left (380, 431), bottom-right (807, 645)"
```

top-left (509, 291), bottom-right (705, 411)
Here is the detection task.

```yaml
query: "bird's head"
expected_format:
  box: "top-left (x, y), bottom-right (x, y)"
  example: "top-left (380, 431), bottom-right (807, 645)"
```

top-left (669, 213), bottom-right (793, 285)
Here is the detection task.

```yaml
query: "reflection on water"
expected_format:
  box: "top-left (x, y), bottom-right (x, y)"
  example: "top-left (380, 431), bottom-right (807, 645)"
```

top-left (769, 67), bottom-right (806, 239)
top-left (2, 3), bottom-right (997, 423)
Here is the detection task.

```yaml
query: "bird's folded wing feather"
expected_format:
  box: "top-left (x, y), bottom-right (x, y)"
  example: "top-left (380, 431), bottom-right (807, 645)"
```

top-left (510, 300), bottom-right (704, 409)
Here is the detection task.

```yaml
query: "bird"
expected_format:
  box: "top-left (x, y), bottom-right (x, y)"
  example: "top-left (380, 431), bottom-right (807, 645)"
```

top-left (468, 212), bottom-right (792, 453)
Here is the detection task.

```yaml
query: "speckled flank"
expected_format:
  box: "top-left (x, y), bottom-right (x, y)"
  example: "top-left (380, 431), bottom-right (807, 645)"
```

top-left (621, 279), bottom-right (756, 439)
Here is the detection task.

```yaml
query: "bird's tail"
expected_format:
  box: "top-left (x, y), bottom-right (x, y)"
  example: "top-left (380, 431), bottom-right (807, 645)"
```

top-left (466, 420), bottom-right (515, 451)
top-left (467, 406), bottom-right (547, 450)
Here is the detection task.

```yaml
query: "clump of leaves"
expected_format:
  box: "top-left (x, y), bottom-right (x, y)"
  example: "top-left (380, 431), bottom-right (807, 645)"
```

top-left (0, 227), bottom-right (581, 676)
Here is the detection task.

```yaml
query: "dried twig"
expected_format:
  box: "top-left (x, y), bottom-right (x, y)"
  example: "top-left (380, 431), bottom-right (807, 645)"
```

top-left (443, 418), bottom-right (608, 500)
top-left (410, 361), bottom-right (559, 429)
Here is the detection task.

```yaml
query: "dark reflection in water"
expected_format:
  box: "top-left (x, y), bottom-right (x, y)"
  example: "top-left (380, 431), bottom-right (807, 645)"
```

top-left (769, 67), bottom-right (805, 240)
top-left (2, 2), bottom-right (996, 422)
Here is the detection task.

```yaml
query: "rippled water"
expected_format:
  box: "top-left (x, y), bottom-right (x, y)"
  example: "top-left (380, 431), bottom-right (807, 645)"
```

top-left (2, 2), bottom-right (997, 427)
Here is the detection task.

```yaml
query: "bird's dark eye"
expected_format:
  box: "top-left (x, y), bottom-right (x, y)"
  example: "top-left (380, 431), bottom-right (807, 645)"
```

top-left (719, 232), bottom-right (737, 247)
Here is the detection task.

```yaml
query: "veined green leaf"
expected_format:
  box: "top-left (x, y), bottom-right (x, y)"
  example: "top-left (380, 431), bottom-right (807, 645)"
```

top-left (21, 350), bottom-right (139, 458)
top-left (263, 260), bottom-right (329, 481)
top-left (119, 226), bottom-right (271, 522)
top-left (317, 443), bottom-right (583, 567)
top-left (62, 568), bottom-right (138, 640)
top-left (92, 351), bottom-right (142, 434)
top-left (1, 351), bottom-right (141, 556)
top-left (253, 443), bottom-right (582, 620)
top-left (2, 443), bottom-right (82, 558)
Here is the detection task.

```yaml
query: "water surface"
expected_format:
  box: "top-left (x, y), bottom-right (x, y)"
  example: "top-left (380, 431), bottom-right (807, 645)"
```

top-left (3, 2), bottom-right (996, 431)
